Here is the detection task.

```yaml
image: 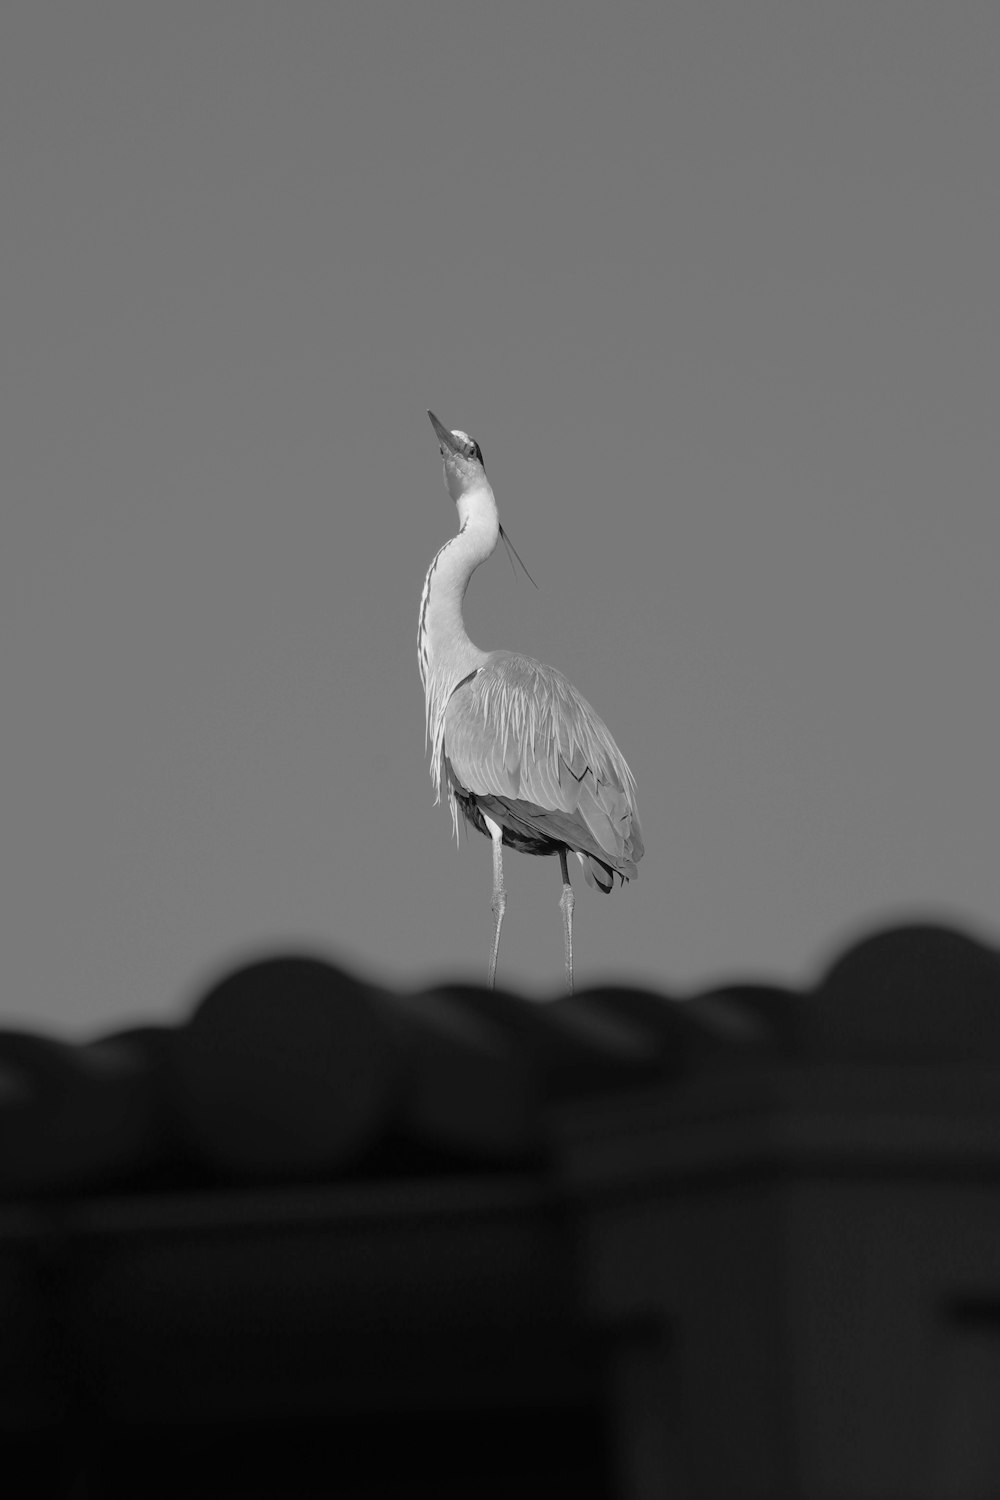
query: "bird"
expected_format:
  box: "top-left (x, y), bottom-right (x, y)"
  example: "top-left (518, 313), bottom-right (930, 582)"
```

top-left (418, 410), bottom-right (644, 993)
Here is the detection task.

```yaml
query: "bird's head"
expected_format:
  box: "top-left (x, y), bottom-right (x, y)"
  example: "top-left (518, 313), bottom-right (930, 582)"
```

top-left (428, 410), bottom-right (487, 503)
top-left (425, 409), bottom-right (538, 588)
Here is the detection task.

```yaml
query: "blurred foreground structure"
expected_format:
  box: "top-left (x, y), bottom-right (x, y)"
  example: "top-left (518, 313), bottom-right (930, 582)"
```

top-left (3, 922), bottom-right (1000, 1498)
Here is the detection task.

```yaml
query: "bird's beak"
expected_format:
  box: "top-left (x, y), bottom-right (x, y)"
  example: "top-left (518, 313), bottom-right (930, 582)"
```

top-left (427, 410), bottom-right (462, 454)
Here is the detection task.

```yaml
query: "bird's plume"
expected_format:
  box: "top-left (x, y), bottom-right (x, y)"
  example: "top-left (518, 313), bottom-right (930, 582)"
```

top-left (499, 524), bottom-right (538, 589)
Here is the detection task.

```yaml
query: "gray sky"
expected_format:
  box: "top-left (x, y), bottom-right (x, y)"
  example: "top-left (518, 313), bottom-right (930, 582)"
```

top-left (3, 3), bottom-right (999, 1034)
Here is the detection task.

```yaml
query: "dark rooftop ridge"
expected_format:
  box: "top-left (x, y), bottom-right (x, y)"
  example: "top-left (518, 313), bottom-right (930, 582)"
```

top-left (3, 920), bottom-right (1000, 1198)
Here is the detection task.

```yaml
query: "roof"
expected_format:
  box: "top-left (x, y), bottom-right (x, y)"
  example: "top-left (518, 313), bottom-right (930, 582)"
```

top-left (5, 920), bottom-right (1000, 1494)
top-left (3, 920), bottom-right (1000, 1199)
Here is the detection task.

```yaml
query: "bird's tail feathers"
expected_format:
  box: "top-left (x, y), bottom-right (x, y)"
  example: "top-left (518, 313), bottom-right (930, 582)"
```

top-left (577, 852), bottom-right (615, 893)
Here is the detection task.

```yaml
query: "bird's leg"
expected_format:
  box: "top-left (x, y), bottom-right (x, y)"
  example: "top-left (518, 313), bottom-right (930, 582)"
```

top-left (558, 848), bottom-right (575, 996)
top-left (484, 816), bottom-right (506, 990)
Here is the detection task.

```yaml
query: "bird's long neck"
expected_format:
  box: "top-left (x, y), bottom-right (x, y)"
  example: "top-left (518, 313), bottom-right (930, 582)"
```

top-left (418, 484), bottom-right (499, 784)
top-left (419, 485), bottom-right (498, 688)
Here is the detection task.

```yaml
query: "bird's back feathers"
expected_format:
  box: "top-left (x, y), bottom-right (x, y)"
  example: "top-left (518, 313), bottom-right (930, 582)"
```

top-left (441, 652), bottom-right (644, 889)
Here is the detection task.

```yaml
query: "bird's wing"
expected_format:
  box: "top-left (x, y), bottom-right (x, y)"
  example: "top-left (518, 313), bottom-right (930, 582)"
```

top-left (443, 653), bottom-right (644, 871)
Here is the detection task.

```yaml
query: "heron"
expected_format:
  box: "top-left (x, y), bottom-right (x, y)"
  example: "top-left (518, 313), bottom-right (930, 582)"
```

top-left (419, 410), bottom-right (644, 994)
